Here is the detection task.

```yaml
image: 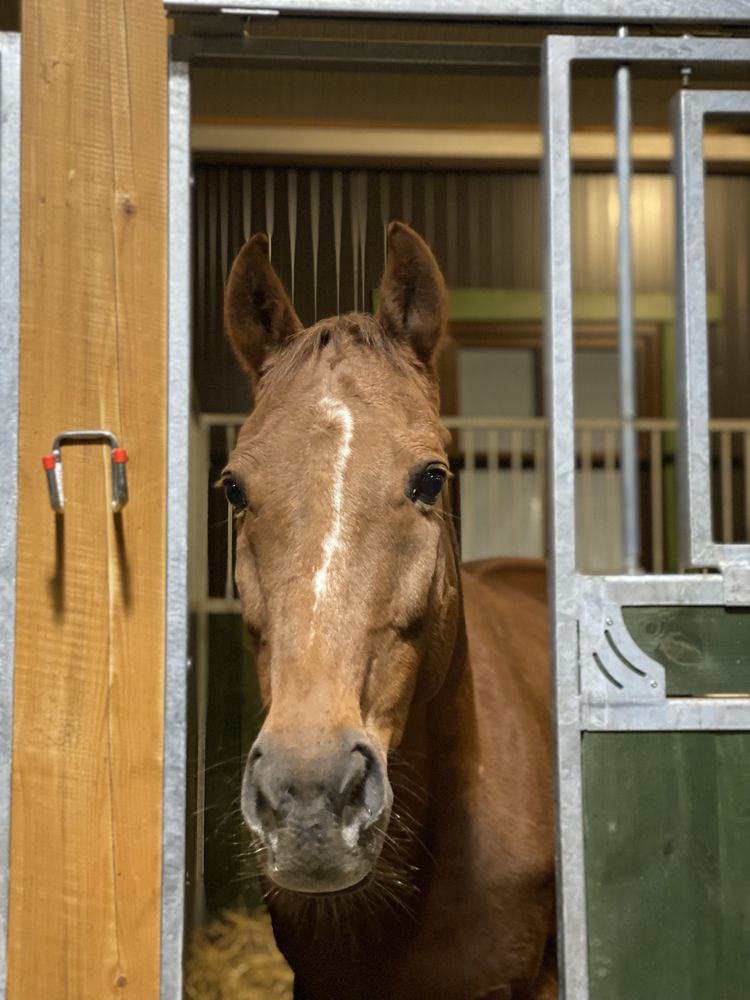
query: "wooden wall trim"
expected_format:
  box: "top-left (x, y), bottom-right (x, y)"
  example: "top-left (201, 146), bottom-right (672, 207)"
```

top-left (9, 3), bottom-right (168, 997)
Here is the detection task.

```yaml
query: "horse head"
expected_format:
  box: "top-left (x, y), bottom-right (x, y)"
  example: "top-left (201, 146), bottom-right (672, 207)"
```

top-left (223, 222), bottom-right (461, 895)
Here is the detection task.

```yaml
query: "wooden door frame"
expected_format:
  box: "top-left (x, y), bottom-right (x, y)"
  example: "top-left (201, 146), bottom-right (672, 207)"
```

top-left (9, 4), bottom-right (170, 998)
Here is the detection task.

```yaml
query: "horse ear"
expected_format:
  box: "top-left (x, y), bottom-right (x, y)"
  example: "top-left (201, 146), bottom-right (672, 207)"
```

top-left (377, 221), bottom-right (448, 367)
top-left (224, 233), bottom-right (302, 376)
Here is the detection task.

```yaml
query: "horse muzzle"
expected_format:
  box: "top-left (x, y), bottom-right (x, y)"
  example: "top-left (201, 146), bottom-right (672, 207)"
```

top-left (241, 731), bottom-right (392, 893)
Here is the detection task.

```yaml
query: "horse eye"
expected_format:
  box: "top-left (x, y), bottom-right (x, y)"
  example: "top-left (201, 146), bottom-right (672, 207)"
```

top-left (408, 466), bottom-right (447, 506)
top-left (223, 478), bottom-right (247, 512)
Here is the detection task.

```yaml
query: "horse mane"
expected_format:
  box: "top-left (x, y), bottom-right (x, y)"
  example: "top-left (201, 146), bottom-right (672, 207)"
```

top-left (255, 312), bottom-right (437, 403)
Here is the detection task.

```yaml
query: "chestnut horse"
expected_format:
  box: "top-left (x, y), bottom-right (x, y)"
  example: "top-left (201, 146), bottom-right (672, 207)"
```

top-left (222, 222), bottom-right (556, 999)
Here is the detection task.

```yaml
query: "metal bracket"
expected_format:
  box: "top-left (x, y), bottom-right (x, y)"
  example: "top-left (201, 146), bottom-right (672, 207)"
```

top-left (579, 578), bottom-right (666, 709)
top-left (41, 430), bottom-right (129, 514)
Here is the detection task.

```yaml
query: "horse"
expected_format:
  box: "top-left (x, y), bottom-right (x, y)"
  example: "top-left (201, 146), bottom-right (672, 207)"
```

top-left (221, 221), bottom-right (557, 1000)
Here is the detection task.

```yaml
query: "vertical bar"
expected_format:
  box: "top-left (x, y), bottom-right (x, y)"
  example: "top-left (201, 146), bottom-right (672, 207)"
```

top-left (310, 169), bottom-right (320, 320)
top-left (720, 430), bottom-right (734, 543)
top-left (534, 427), bottom-right (546, 558)
top-left (615, 31), bottom-right (641, 573)
top-left (287, 168), bottom-right (297, 304)
top-left (401, 170), bottom-right (412, 225)
top-left (162, 49), bottom-right (190, 1000)
top-left (0, 34), bottom-right (21, 1000)
top-left (542, 36), bottom-right (589, 1000)
top-left (193, 610), bottom-right (209, 928)
top-left (241, 167), bottom-right (252, 241)
top-left (446, 172), bottom-right (458, 284)
top-left (604, 429), bottom-right (618, 570)
top-left (580, 428), bottom-right (594, 571)
top-left (462, 429), bottom-right (476, 561)
top-left (350, 172), bottom-right (360, 312)
top-left (468, 173), bottom-right (480, 284)
top-left (650, 429), bottom-right (664, 573)
top-left (196, 174), bottom-right (206, 361)
top-left (424, 172), bottom-right (435, 250)
top-left (264, 168), bottom-right (275, 258)
top-left (379, 170), bottom-right (389, 264)
top-left (673, 90), bottom-right (713, 566)
top-left (357, 171), bottom-right (367, 310)
top-left (744, 430), bottom-right (750, 542)
top-left (219, 167), bottom-right (229, 284)
top-left (188, 418), bottom-right (211, 931)
top-left (510, 429), bottom-right (523, 556)
top-left (224, 425), bottom-right (236, 601)
top-left (487, 429), bottom-right (500, 555)
top-left (333, 170), bottom-right (343, 314)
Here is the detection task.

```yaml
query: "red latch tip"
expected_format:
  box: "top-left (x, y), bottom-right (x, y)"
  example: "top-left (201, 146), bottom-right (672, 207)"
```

top-left (111, 448), bottom-right (128, 464)
top-left (42, 454), bottom-right (57, 471)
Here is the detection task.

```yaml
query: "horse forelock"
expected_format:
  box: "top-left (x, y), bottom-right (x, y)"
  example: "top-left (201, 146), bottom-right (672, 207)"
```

top-left (254, 311), bottom-right (436, 405)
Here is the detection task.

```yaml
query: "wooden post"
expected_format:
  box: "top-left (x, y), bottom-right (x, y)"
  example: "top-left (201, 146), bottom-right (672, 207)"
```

top-left (8, 2), bottom-right (168, 996)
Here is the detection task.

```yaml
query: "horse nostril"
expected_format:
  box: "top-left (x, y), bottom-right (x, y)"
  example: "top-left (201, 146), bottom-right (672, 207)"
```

top-left (340, 745), bottom-right (385, 828)
top-left (254, 784), bottom-right (277, 831)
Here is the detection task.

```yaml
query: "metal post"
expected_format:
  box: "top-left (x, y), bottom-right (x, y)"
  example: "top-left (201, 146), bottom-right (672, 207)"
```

top-left (161, 46), bottom-right (191, 1000)
top-left (0, 33), bottom-right (21, 1000)
top-left (615, 27), bottom-right (641, 574)
top-left (541, 36), bottom-right (590, 1000)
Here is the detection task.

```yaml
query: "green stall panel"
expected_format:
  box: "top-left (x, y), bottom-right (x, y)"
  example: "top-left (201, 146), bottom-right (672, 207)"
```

top-left (624, 607), bottom-right (750, 697)
top-left (583, 732), bottom-right (750, 1000)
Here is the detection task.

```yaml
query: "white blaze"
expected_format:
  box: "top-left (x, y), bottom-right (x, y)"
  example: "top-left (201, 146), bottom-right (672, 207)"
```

top-left (313, 396), bottom-right (354, 608)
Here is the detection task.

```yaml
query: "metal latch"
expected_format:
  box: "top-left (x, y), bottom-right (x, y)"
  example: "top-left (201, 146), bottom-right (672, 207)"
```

top-left (42, 430), bottom-right (129, 514)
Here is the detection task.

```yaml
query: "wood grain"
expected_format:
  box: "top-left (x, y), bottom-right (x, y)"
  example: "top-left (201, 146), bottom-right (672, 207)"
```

top-left (8, 2), bottom-right (167, 996)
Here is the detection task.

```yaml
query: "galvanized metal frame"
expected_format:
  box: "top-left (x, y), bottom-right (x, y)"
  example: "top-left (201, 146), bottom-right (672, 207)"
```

top-left (542, 33), bottom-right (750, 999)
top-left (161, 47), bottom-right (191, 1000)
top-left (165, 1), bottom-right (750, 25)
top-left (674, 88), bottom-right (750, 576)
top-left (0, 32), bottom-right (21, 1000)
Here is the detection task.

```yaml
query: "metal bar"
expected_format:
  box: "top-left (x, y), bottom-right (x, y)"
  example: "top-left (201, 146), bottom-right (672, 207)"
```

top-left (333, 170), bottom-right (342, 314)
top-left (165, 1), bottom-right (750, 26)
top-left (188, 416), bottom-right (211, 928)
top-left (603, 429), bottom-right (618, 571)
top-left (242, 167), bottom-right (252, 241)
top-left (579, 428), bottom-right (594, 572)
top-left (510, 430), bottom-right (523, 556)
top-left (462, 429), bottom-right (476, 560)
top-left (287, 168), bottom-right (297, 303)
top-left (0, 33), bottom-right (20, 1000)
top-left (673, 88), bottom-right (750, 568)
top-left (534, 428), bottom-right (546, 558)
top-left (650, 430), bottom-right (664, 574)
top-left (172, 36), bottom-right (542, 74)
top-left (487, 429), bottom-right (501, 555)
top-left (541, 34), bottom-right (589, 1000)
top-left (673, 89), bottom-right (713, 568)
top-left (264, 168), bottom-right (275, 257)
top-left (224, 425), bottom-right (236, 601)
top-left (350, 172), bottom-right (360, 311)
top-left (720, 430), bottom-right (734, 544)
top-left (582, 698), bottom-right (750, 732)
top-left (310, 169), bottom-right (320, 320)
top-left (193, 609), bottom-right (209, 927)
top-left (161, 49), bottom-right (191, 1000)
top-left (615, 32), bottom-right (640, 573)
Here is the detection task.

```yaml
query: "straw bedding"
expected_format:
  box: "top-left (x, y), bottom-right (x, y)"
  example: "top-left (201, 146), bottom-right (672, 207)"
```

top-left (185, 908), bottom-right (294, 1000)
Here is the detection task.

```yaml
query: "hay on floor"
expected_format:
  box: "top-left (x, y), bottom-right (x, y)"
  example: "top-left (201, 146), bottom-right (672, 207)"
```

top-left (185, 908), bottom-right (294, 1000)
